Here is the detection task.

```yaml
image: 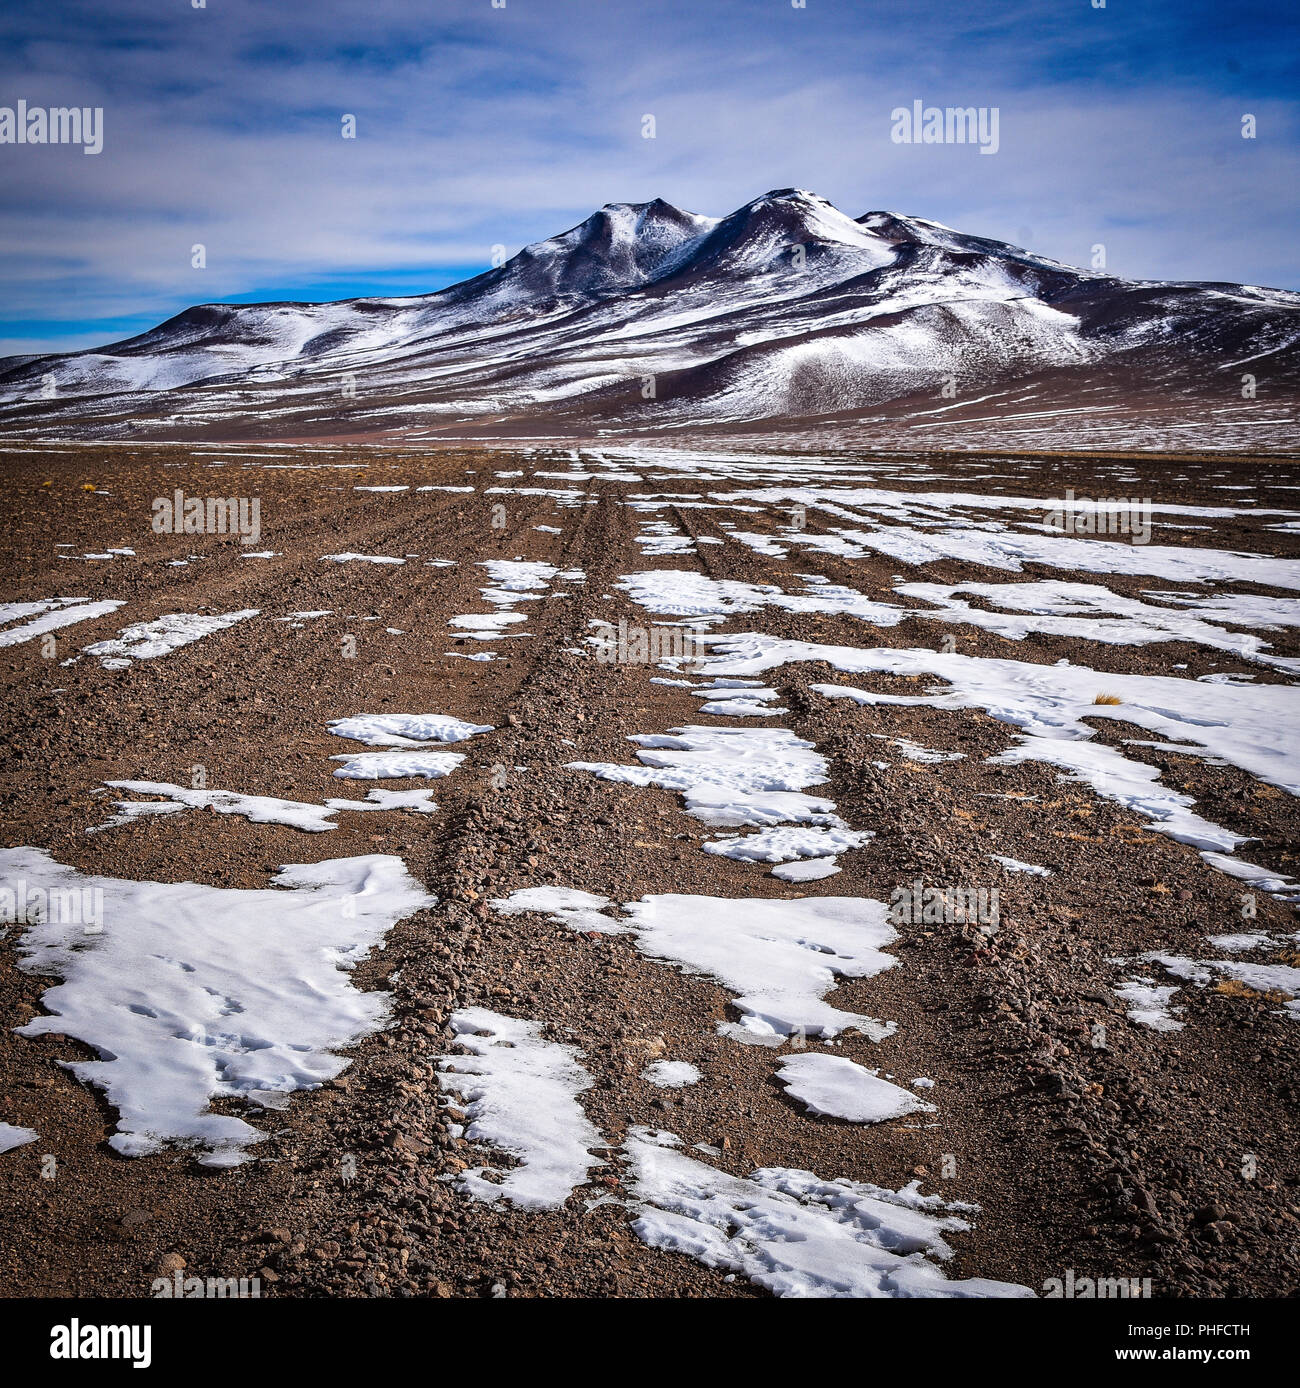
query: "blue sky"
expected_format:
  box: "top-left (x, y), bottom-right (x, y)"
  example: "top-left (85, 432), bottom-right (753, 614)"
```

top-left (1, 0), bottom-right (1297, 357)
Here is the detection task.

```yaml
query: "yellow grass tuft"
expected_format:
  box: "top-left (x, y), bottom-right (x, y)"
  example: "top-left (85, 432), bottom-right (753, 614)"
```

top-left (1214, 978), bottom-right (1289, 1005)
top-left (1214, 978), bottom-right (1260, 1000)
top-left (1093, 693), bottom-right (1123, 705)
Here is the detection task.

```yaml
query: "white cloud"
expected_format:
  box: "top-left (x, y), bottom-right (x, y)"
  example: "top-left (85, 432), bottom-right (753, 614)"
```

top-left (1, 0), bottom-right (1296, 354)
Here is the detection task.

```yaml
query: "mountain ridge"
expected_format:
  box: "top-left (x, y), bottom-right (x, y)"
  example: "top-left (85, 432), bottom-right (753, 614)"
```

top-left (3, 188), bottom-right (1298, 447)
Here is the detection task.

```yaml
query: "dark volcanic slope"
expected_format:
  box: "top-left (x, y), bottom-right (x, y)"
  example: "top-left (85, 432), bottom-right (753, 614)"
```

top-left (2, 190), bottom-right (1298, 449)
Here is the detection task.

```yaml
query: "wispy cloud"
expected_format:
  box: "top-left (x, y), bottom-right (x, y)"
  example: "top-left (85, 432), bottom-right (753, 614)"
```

top-left (1, 0), bottom-right (1296, 355)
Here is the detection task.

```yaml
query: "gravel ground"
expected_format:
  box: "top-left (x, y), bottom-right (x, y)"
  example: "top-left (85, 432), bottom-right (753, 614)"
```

top-left (2, 441), bottom-right (1298, 1300)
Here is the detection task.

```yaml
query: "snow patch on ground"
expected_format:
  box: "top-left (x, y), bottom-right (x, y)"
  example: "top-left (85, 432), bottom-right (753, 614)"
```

top-left (776, 1053), bottom-right (936, 1123)
top-left (772, 857), bottom-right (842, 882)
top-left (93, 781), bottom-right (339, 833)
top-left (327, 713), bottom-right (493, 747)
top-left (3, 847), bottom-right (435, 1166)
top-left (436, 1007), bottom-right (603, 1210)
top-left (625, 1128), bottom-right (1033, 1299)
top-left (82, 609), bottom-right (258, 669)
top-left (492, 888), bottom-right (898, 1045)
top-left (642, 1061), bottom-right (702, 1088)
top-left (0, 1123), bottom-right (38, 1154)
top-left (1143, 951), bottom-right (1300, 1022)
top-left (321, 553), bottom-right (405, 564)
top-left (323, 788), bottom-right (440, 814)
top-left (570, 720), bottom-right (874, 874)
top-left (330, 751), bottom-right (466, 780)
top-left (0, 598), bottom-right (124, 648)
top-left (489, 885), bottom-right (620, 933)
top-left (991, 855), bottom-right (1053, 876)
top-left (704, 824), bottom-right (874, 864)
top-left (569, 726), bottom-right (835, 828)
top-left (683, 633), bottom-right (1298, 893)
top-left (1115, 979), bottom-right (1186, 1032)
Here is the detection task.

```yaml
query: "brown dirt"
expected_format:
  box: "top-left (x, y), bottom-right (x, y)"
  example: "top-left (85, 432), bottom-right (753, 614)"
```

top-left (1, 442), bottom-right (1298, 1300)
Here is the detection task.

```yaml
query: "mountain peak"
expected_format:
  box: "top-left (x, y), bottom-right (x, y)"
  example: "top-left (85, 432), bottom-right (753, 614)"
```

top-left (3, 188), bottom-right (1296, 448)
top-left (498, 197), bottom-right (719, 299)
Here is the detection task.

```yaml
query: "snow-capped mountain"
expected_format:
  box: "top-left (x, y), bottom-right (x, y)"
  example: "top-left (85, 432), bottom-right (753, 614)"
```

top-left (3, 189), bottom-right (1298, 446)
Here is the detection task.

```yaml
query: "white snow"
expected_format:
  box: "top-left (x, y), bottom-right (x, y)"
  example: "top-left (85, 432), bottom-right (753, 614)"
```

top-left (489, 885), bottom-right (620, 933)
top-left (436, 1007), bottom-right (603, 1210)
top-left (0, 1123), bottom-right (38, 1154)
top-left (82, 609), bottom-right (259, 668)
top-left (450, 612), bottom-right (529, 638)
top-left (625, 1127), bottom-right (1032, 1299)
top-left (991, 856), bottom-right (1053, 876)
top-left (479, 559), bottom-right (558, 592)
top-left (1197, 852), bottom-right (1300, 904)
top-left (695, 697), bottom-right (785, 717)
top-left (570, 722), bottom-right (874, 873)
top-left (858, 526), bottom-right (1300, 590)
top-left (330, 751), bottom-right (466, 780)
top-left (320, 553), bottom-right (405, 564)
top-left (491, 887), bottom-right (898, 1042)
top-left (93, 781), bottom-right (338, 833)
top-left (615, 568), bottom-right (899, 622)
top-left (570, 725), bottom-right (837, 828)
top-left (704, 824), bottom-right (874, 864)
top-left (700, 636), bottom-right (1300, 797)
top-left (92, 780), bottom-right (446, 830)
top-left (323, 788), bottom-right (440, 814)
top-left (776, 1053), bottom-right (936, 1123)
top-left (772, 857), bottom-right (842, 882)
top-left (327, 713), bottom-right (493, 747)
top-left (3, 847), bottom-right (435, 1166)
top-left (1115, 979), bottom-right (1185, 1032)
top-left (891, 579), bottom-right (1300, 674)
top-left (447, 559), bottom-right (569, 642)
top-left (642, 1061), bottom-right (702, 1088)
top-left (688, 680), bottom-right (788, 716)
top-left (884, 736), bottom-right (965, 764)
top-left (1205, 932), bottom-right (1276, 952)
top-left (0, 598), bottom-right (124, 648)
top-left (1143, 951), bottom-right (1300, 1021)
top-left (660, 892), bottom-right (890, 1044)
top-left (682, 633), bottom-right (1299, 886)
